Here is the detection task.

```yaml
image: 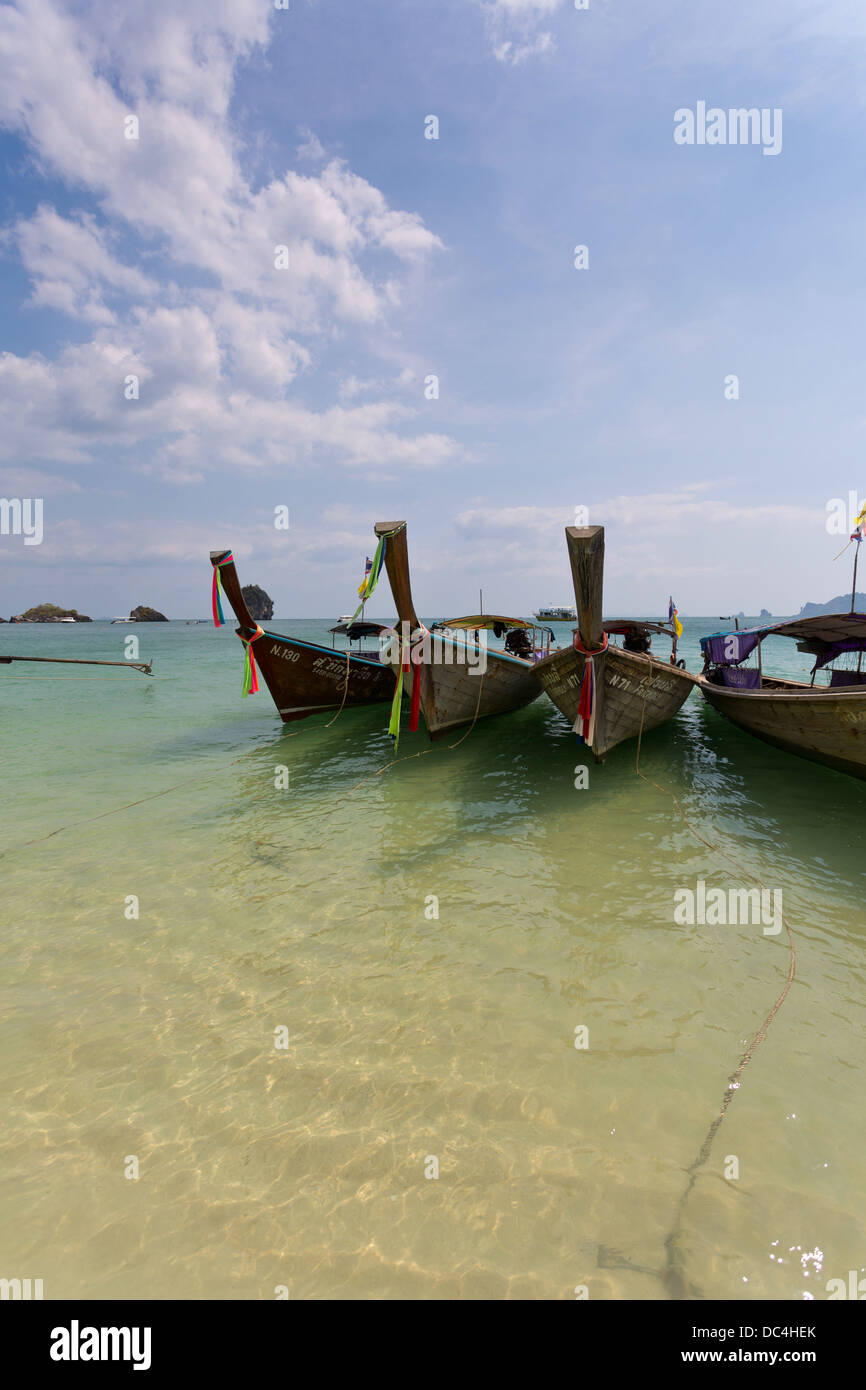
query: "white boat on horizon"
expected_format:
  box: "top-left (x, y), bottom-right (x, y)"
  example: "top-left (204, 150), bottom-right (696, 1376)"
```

top-left (534, 604), bottom-right (576, 622)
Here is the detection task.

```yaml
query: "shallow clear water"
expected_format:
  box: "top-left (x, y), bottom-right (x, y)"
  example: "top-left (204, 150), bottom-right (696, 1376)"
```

top-left (1, 618), bottom-right (864, 1300)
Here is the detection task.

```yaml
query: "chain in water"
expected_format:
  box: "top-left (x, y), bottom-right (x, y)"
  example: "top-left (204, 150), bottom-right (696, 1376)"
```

top-left (633, 668), bottom-right (796, 1298)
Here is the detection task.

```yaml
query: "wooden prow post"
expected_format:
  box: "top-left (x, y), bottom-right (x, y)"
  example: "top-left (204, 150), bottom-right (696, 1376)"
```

top-left (566, 526), bottom-right (605, 648)
top-left (565, 525), bottom-right (608, 760)
top-left (374, 521), bottom-right (419, 630)
top-left (210, 549), bottom-right (257, 633)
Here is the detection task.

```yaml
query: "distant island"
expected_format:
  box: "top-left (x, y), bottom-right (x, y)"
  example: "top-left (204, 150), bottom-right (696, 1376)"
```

top-left (129, 605), bottom-right (167, 622)
top-left (796, 593), bottom-right (866, 618)
top-left (241, 584), bottom-right (274, 621)
top-left (9, 603), bottom-right (91, 623)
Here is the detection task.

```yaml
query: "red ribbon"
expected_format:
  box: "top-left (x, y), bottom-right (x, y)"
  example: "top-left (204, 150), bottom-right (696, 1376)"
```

top-left (409, 662), bottom-right (421, 731)
top-left (572, 632), bottom-right (608, 746)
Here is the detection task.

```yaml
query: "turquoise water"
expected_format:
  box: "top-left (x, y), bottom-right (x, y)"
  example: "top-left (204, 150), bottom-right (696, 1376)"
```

top-left (1, 617), bottom-right (864, 1300)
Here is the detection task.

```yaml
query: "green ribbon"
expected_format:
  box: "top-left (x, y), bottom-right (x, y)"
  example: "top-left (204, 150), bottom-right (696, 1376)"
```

top-left (388, 635), bottom-right (407, 747)
top-left (348, 534), bottom-right (385, 625)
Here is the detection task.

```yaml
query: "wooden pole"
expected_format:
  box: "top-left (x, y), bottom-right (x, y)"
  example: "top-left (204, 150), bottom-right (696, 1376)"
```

top-left (210, 550), bottom-right (258, 634)
top-left (0, 655), bottom-right (152, 674)
top-left (565, 525), bottom-right (608, 759)
top-left (373, 521), bottom-right (419, 629)
top-left (565, 526), bottom-right (605, 648)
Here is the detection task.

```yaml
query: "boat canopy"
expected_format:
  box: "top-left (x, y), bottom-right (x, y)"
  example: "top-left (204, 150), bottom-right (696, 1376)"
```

top-left (605, 619), bottom-right (678, 640)
top-left (329, 621), bottom-right (391, 639)
top-left (432, 614), bottom-right (533, 632)
top-left (701, 613), bottom-right (866, 667)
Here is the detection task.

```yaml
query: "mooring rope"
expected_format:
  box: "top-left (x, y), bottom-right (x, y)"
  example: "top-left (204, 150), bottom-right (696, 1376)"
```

top-left (309, 667), bottom-right (488, 818)
top-left (633, 666), bottom-right (797, 1298)
top-left (3, 658), bottom-right (489, 858)
top-left (444, 667), bottom-right (486, 749)
top-left (0, 769), bottom-right (229, 857)
top-left (322, 650), bottom-right (352, 728)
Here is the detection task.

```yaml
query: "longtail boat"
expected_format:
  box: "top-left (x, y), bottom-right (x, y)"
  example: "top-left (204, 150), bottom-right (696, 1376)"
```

top-left (698, 612), bottom-right (866, 780)
top-left (209, 549), bottom-right (393, 722)
top-left (532, 526), bottom-right (697, 759)
top-left (373, 520), bottom-right (548, 740)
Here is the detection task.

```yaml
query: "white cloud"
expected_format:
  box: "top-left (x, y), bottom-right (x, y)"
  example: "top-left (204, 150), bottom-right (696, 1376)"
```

top-left (485, 0), bottom-right (561, 14)
top-left (481, 0), bottom-right (562, 65)
top-left (15, 206), bottom-right (156, 323)
top-left (492, 31), bottom-right (554, 65)
top-left (296, 128), bottom-right (327, 164)
top-left (0, 0), bottom-right (453, 479)
top-left (0, 306), bottom-right (458, 477)
top-left (451, 492), bottom-right (824, 598)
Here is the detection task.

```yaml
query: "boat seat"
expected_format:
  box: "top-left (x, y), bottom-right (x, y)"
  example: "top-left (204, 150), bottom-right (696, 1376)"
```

top-left (716, 667), bottom-right (761, 689)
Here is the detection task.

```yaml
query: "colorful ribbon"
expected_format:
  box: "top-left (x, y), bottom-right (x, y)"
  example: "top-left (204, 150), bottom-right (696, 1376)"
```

top-left (572, 632), bottom-right (608, 747)
top-left (241, 625), bottom-right (264, 697)
top-left (409, 654), bottom-right (421, 732)
top-left (347, 524), bottom-right (406, 626)
top-left (212, 553), bottom-right (234, 627)
top-left (388, 633), bottom-right (408, 746)
top-left (348, 535), bottom-right (387, 625)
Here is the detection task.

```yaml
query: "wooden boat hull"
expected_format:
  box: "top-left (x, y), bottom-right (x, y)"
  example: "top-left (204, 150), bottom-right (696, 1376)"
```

top-left (386, 643), bottom-right (541, 739)
top-left (698, 675), bottom-right (866, 780)
top-left (209, 549), bottom-right (393, 724)
top-left (245, 630), bottom-right (393, 723)
top-left (371, 520), bottom-right (541, 738)
top-left (534, 644), bottom-right (697, 757)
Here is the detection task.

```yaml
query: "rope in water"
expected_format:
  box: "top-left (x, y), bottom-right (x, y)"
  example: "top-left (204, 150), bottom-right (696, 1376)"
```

top-left (632, 666), bottom-right (797, 1298)
top-left (445, 668), bottom-right (486, 748)
top-left (322, 651), bottom-right (352, 728)
top-left (2, 659), bottom-right (488, 857)
top-left (0, 769), bottom-right (229, 857)
top-left (317, 667), bottom-right (487, 817)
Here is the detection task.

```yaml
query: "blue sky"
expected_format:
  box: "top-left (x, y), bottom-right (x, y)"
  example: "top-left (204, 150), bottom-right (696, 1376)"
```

top-left (1, 0), bottom-right (865, 618)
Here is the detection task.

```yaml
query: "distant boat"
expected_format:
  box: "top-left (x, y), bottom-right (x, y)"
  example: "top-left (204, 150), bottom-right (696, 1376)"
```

top-left (110, 617), bottom-right (133, 624)
top-left (59, 616), bottom-right (76, 623)
top-left (534, 605), bottom-right (576, 622)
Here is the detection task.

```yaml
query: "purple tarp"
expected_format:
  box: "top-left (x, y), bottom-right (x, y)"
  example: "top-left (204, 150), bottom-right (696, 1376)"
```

top-left (814, 639), bottom-right (866, 670)
top-left (701, 631), bottom-right (763, 666)
top-left (719, 667), bottom-right (761, 689)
